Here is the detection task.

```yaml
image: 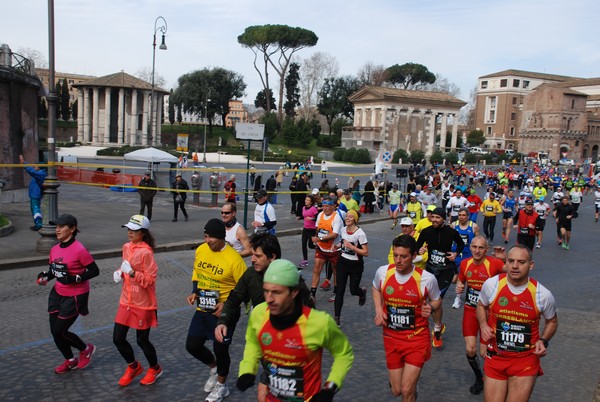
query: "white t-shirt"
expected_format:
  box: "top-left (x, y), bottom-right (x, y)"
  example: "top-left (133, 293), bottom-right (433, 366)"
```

top-left (447, 196), bottom-right (469, 216)
top-left (340, 227), bottom-right (368, 261)
top-left (479, 276), bottom-right (556, 320)
top-left (225, 221), bottom-right (243, 252)
top-left (254, 202), bottom-right (276, 225)
top-left (594, 191), bottom-right (600, 206)
top-left (372, 266), bottom-right (441, 302)
top-left (534, 203), bottom-right (550, 219)
top-left (570, 190), bottom-right (583, 204)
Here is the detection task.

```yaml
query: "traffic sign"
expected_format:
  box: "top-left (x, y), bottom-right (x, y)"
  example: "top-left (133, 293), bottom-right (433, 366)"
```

top-left (382, 151), bottom-right (392, 163)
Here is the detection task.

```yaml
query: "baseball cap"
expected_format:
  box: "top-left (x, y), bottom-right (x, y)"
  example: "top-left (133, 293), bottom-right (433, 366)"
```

top-left (144, 171), bottom-right (151, 176)
top-left (409, 192), bottom-right (417, 197)
top-left (525, 198), bottom-right (534, 205)
top-left (311, 188), bottom-right (319, 195)
top-left (538, 196), bottom-right (545, 202)
top-left (392, 184), bottom-right (398, 189)
top-left (50, 214), bottom-right (78, 227)
top-left (400, 217), bottom-right (414, 226)
top-left (264, 259), bottom-right (300, 287)
top-left (175, 172), bottom-right (182, 177)
top-left (426, 205), bottom-right (436, 212)
top-left (256, 189), bottom-right (268, 198)
top-left (204, 218), bottom-right (226, 239)
top-left (122, 214), bottom-right (150, 230)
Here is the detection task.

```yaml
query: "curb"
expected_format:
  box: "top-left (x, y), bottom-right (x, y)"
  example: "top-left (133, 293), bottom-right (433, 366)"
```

top-left (0, 219), bottom-right (15, 237)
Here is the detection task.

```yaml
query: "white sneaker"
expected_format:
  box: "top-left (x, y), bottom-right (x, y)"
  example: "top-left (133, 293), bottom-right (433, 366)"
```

top-left (205, 382), bottom-right (230, 402)
top-left (536, 243), bottom-right (541, 249)
top-left (452, 296), bottom-right (462, 309)
top-left (204, 367), bottom-right (218, 392)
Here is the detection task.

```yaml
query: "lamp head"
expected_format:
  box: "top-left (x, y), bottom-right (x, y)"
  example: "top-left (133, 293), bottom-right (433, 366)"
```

top-left (159, 34), bottom-right (167, 50)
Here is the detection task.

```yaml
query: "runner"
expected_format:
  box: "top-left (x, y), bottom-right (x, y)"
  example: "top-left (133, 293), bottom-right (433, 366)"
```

top-left (310, 196), bottom-right (344, 303)
top-left (446, 189), bottom-right (470, 223)
top-left (466, 188), bottom-right (483, 223)
top-left (236, 259), bottom-right (354, 401)
top-left (569, 183), bottom-right (583, 217)
top-left (389, 217), bottom-right (428, 270)
top-left (186, 219), bottom-right (247, 402)
top-left (513, 198), bottom-right (539, 251)
top-left (333, 209), bottom-right (368, 326)
top-left (594, 185), bottom-right (600, 222)
top-left (554, 196), bottom-right (575, 250)
top-left (221, 202), bottom-right (252, 257)
top-left (415, 207), bottom-right (464, 348)
top-left (534, 197), bottom-right (551, 249)
top-left (299, 195), bottom-right (319, 268)
top-left (477, 245), bottom-right (558, 402)
top-left (451, 208), bottom-right (480, 309)
top-left (36, 214), bottom-right (99, 374)
top-left (454, 236), bottom-right (506, 395)
top-left (414, 204), bottom-right (436, 236)
top-left (418, 186), bottom-right (437, 215)
top-left (388, 184), bottom-right (403, 229)
top-left (405, 192), bottom-right (423, 225)
top-left (252, 189), bottom-right (277, 235)
top-left (373, 234), bottom-right (442, 401)
top-left (501, 189), bottom-right (517, 244)
top-left (480, 191), bottom-right (503, 243)
top-left (112, 215), bottom-right (162, 386)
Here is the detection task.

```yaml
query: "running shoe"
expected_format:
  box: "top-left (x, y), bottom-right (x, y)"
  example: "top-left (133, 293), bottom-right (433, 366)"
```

top-left (536, 243), bottom-right (541, 249)
top-left (452, 296), bottom-right (462, 309)
top-left (204, 366), bottom-right (218, 392)
top-left (432, 324), bottom-right (446, 348)
top-left (391, 220), bottom-right (397, 230)
top-left (55, 358), bottom-right (78, 374)
top-left (320, 279), bottom-right (331, 290)
top-left (205, 382), bottom-right (230, 402)
top-left (328, 293), bottom-right (336, 302)
top-left (562, 242), bottom-right (567, 250)
top-left (140, 366), bottom-right (163, 385)
top-left (118, 363), bottom-right (144, 387)
top-left (298, 260), bottom-right (309, 268)
top-left (77, 343), bottom-right (96, 369)
top-left (334, 316), bottom-right (341, 327)
top-left (358, 287), bottom-right (367, 306)
top-left (470, 379), bottom-right (484, 395)
top-left (565, 243), bottom-right (570, 250)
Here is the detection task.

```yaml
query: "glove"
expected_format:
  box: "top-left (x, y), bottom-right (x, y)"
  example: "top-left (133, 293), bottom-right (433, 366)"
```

top-left (236, 373), bottom-right (256, 391)
top-left (37, 271), bottom-right (49, 286)
top-left (120, 260), bottom-right (132, 275)
top-left (311, 389), bottom-right (335, 402)
top-left (56, 275), bottom-right (75, 285)
top-left (113, 270), bottom-right (122, 283)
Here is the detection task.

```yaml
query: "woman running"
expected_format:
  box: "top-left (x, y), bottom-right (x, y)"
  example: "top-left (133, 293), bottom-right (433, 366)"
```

top-left (299, 195), bottom-right (319, 268)
top-left (37, 214), bottom-right (99, 374)
top-left (113, 214), bottom-right (161, 386)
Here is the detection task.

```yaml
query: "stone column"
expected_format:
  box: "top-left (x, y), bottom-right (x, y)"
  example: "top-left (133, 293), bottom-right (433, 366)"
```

top-left (142, 91), bottom-right (149, 145)
top-left (77, 90), bottom-right (84, 142)
top-left (118, 88), bottom-right (125, 144)
top-left (92, 87), bottom-right (99, 144)
top-left (130, 89), bottom-right (138, 146)
top-left (427, 112), bottom-right (436, 155)
top-left (440, 113), bottom-right (448, 152)
top-left (104, 88), bottom-right (111, 144)
top-left (83, 88), bottom-right (90, 143)
top-left (155, 94), bottom-right (163, 146)
top-left (450, 113), bottom-right (459, 150)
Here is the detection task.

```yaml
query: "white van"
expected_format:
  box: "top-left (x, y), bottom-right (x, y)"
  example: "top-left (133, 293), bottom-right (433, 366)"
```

top-left (469, 147), bottom-right (488, 155)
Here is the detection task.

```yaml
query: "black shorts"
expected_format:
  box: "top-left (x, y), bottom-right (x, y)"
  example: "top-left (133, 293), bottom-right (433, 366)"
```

top-left (48, 287), bottom-right (89, 319)
top-left (425, 265), bottom-right (456, 298)
top-left (558, 220), bottom-right (572, 232)
top-left (517, 234), bottom-right (535, 251)
top-left (535, 218), bottom-right (546, 231)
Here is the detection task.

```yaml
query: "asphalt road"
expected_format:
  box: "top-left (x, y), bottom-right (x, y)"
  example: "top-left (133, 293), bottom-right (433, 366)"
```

top-left (0, 200), bottom-right (598, 401)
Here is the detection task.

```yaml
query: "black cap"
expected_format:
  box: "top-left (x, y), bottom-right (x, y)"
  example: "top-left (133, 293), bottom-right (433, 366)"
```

top-left (204, 218), bottom-right (226, 239)
top-left (50, 214), bottom-right (78, 227)
top-left (431, 207), bottom-right (446, 219)
top-left (525, 198), bottom-right (534, 205)
top-left (257, 189), bottom-right (268, 198)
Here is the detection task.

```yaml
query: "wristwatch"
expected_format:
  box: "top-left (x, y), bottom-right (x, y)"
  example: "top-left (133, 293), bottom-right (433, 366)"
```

top-left (539, 337), bottom-right (549, 348)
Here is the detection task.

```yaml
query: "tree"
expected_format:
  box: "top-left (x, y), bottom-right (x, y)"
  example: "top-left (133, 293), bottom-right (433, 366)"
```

top-left (385, 63), bottom-right (436, 89)
top-left (255, 89), bottom-right (276, 110)
top-left (135, 67), bottom-right (167, 89)
top-left (238, 24), bottom-right (318, 134)
top-left (317, 76), bottom-right (360, 134)
top-left (429, 150), bottom-right (444, 164)
top-left (171, 67), bottom-right (246, 130)
top-left (168, 89), bottom-right (175, 124)
top-left (392, 149), bottom-right (409, 163)
top-left (298, 52), bottom-right (339, 118)
top-left (54, 79), bottom-right (62, 120)
top-left (259, 112), bottom-right (279, 141)
top-left (284, 62), bottom-right (301, 117)
top-left (16, 47), bottom-right (47, 68)
top-left (177, 104), bottom-right (182, 124)
top-left (467, 129), bottom-right (486, 146)
top-left (71, 100), bottom-right (78, 121)
top-left (60, 79), bottom-right (70, 121)
top-left (410, 149), bottom-right (426, 164)
top-left (356, 62), bottom-right (388, 86)
top-left (38, 97), bottom-right (48, 119)
top-left (420, 74), bottom-right (461, 97)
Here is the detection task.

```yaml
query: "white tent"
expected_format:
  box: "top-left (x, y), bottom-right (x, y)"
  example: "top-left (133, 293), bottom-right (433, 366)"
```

top-left (123, 147), bottom-right (179, 163)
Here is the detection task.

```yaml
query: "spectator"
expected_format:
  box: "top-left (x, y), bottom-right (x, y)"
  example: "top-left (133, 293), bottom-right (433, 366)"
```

top-left (19, 154), bottom-right (47, 231)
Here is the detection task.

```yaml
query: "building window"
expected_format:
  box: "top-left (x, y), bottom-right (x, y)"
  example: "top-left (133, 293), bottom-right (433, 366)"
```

top-left (508, 143), bottom-right (514, 150)
top-left (488, 110), bottom-right (495, 122)
top-left (523, 80), bottom-right (530, 89)
top-left (481, 80), bottom-right (488, 89)
top-left (500, 79), bottom-right (508, 87)
top-left (512, 97), bottom-right (517, 105)
top-left (513, 79), bottom-right (520, 87)
top-left (487, 127), bottom-right (492, 135)
top-left (511, 112), bottom-right (516, 121)
top-left (510, 127), bottom-right (515, 136)
top-left (571, 99), bottom-right (575, 109)
top-left (489, 96), bottom-right (496, 108)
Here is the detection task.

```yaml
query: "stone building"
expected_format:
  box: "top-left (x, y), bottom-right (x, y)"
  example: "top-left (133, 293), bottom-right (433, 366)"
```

top-left (225, 100), bottom-right (248, 127)
top-left (72, 72), bottom-right (168, 147)
top-left (342, 85), bottom-right (466, 158)
top-left (36, 68), bottom-right (95, 105)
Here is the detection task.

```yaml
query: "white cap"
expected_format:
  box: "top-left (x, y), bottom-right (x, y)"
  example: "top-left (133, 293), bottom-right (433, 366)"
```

top-left (409, 192), bottom-right (417, 197)
top-left (122, 214), bottom-right (150, 230)
top-left (400, 217), bottom-right (414, 226)
top-left (311, 188), bottom-right (319, 195)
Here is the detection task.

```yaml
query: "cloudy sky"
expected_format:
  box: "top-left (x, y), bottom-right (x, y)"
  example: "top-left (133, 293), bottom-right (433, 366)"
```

top-left (4, 0), bottom-right (600, 103)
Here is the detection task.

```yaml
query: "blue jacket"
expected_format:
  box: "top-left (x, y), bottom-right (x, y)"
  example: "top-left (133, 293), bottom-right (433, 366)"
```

top-left (25, 166), bottom-right (47, 199)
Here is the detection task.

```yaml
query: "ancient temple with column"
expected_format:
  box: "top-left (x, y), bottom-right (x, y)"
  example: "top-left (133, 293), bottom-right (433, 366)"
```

top-left (342, 85), bottom-right (466, 158)
top-left (73, 72), bottom-right (168, 147)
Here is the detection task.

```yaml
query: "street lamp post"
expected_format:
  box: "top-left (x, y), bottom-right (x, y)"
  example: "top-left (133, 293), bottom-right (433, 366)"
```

top-left (149, 16), bottom-right (167, 147)
top-left (203, 91), bottom-right (210, 163)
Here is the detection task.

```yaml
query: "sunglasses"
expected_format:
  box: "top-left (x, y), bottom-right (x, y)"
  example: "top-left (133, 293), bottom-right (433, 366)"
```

top-left (220, 211), bottom-right (233, 215)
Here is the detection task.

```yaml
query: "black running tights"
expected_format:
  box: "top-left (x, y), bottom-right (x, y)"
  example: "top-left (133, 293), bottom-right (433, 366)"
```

top-left (113, 323), bottom-right (158, 367)
top-left (49, 313), bottom-right (85, 359)
top-left (186, 336), bottom-right (231, 378)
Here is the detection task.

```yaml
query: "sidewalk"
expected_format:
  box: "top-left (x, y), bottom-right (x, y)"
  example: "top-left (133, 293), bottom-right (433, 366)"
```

top-left (0, 182), bottom-right (389, 270)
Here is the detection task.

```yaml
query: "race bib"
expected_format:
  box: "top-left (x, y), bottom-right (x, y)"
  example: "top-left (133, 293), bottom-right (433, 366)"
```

top-left (317, 228), bottom-right (330, 239)
top-left (496, 321), bottom-right (532, 352)
top-left (264, 362), bottom-right (304, 401)
top-left (50, 262), bottom-right (68, 278)
top-left (409, 211), bottom-right (416, 218)
top-left (519, 226), bottom-right (529, 235)
top-left (196, 289), bottom-right (220, 311)
top-left (460, 233), bottom-right (469, 245)
top-left (386, 306), bottom-right (415, 331)
top-left (486, 205), bottom-right (494, 212)
top-left (429, 249), bottom-right (447, 267)
top-left (465, 286), bottom-right (480, 307)
top-left (453, 205), bottom-right (460, 211)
